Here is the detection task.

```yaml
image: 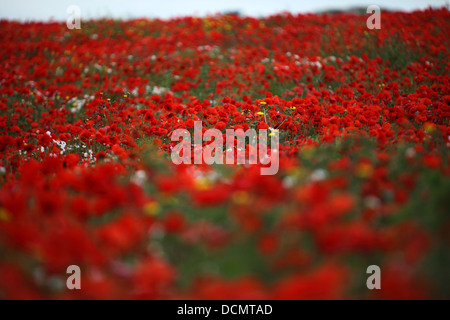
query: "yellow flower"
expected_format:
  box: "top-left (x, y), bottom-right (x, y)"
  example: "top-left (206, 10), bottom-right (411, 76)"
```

top-left (257, 112), bottom-right (264, 116)
top-left (288, 167), bottom-right (303, 178)
top-left (143, 202), bottom-right (160, 216)
top-left (301, 145), bottom-right (315, 160)
top-left (0, 208), bottom-right (10, 222)
top-left (424, 122), bottom-right (435, 133)
top-left (232, 191), bottom-right (250, 205)
top-left (356, 162), bottom-right (374, 178)
top-left (260, 101), bottom-right (267, 105)
top-left (195, 177), bottom-right (212, 190)
top-left (269, 129), bottom-right (279, 136)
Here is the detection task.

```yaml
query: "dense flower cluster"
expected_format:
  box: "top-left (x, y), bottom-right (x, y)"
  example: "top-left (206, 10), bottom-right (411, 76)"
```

top-left (0, 9), bottom-right (449, 299)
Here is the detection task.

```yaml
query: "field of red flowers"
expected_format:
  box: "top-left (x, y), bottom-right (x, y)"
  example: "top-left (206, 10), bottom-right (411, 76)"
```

top-left (0, 8), bottom-right (449, 299)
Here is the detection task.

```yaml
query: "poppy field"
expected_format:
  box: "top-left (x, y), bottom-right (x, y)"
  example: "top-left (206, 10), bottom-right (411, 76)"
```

top-left (0, 8), bottom-right (449, 299)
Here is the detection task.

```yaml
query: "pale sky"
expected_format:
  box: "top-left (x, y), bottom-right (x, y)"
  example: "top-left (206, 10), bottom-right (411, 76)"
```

top-left (0, 0), bottom-right (447, 21)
